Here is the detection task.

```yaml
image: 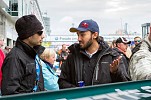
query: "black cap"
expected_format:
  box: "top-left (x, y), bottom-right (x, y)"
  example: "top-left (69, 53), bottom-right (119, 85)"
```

top-left (116, 37), bottom-right (131, 44)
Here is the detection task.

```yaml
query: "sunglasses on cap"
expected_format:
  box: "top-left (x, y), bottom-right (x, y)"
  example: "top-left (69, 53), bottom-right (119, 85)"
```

top-left (134, 40), bottom-right (141, 43)
top-left (37, 31), bottom-right (43, 36)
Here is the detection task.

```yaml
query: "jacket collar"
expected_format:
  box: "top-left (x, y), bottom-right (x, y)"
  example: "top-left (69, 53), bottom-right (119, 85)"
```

top-left (15, 38), bottom-right (37, 59)
top-left (43, 60), bottom-right (53, 68)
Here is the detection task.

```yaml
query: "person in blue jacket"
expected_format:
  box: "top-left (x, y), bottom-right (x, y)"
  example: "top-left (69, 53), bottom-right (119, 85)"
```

top-left (39, 48), bottom-right (59, 91)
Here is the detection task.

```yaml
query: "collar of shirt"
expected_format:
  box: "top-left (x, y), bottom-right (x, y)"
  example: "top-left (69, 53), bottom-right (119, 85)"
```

top-left (85, 49), bottom-right (98, 58)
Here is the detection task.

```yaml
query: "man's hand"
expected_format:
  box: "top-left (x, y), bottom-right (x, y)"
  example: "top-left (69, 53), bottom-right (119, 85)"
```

top-left (110, 56), bottom-right (122, 73)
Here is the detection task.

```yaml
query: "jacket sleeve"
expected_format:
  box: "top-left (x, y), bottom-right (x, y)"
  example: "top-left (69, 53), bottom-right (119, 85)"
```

top-left (58, 54), bottom-right (76, 89)
top-left (111, 57), bottom-right (131, 82)
top-left (129, 49), bottom-right (151, 80)
top-left (1, 56), bottom-right (23, 95)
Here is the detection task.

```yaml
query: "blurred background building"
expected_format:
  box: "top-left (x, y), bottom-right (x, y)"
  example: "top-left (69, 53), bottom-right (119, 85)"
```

top-left (0, 0), bottom-right (46, 48)
top-left (0, 0), bottom-right (150, 49)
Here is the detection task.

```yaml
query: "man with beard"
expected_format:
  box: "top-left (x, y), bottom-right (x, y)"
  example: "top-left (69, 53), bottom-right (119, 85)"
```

top-left (58, 19), bottom-right (130, 89)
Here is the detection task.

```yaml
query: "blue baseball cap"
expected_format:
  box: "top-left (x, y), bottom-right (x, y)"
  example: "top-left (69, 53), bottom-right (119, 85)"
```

top-left (69, 19), bottom-right (99, 33)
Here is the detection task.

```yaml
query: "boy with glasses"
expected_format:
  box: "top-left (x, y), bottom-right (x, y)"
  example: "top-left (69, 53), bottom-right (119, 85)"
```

top-left (132, 36), bottom-right (142, 54)
top-left (134, 36), bottom-right (141, 46)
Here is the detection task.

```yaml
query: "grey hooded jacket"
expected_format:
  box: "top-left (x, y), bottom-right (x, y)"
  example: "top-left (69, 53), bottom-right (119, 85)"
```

top-left (129, 36), bottom-right (151, 80)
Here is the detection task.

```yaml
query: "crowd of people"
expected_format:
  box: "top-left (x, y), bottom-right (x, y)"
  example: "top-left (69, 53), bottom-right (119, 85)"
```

top-left (0, 14), bottom-right (150, 96)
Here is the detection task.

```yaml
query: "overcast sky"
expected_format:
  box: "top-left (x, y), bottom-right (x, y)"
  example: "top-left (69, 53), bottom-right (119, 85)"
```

top-left (38, 0), bottom-right (151, 35)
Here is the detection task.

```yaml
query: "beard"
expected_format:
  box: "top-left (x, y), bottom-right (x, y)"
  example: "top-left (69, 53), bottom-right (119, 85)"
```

top-left (80, 36), bottom-right (93, 50)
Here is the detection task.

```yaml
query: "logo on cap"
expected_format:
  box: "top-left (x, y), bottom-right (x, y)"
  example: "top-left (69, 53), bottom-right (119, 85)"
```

top-left (81, 22), bottom-right (89, 28)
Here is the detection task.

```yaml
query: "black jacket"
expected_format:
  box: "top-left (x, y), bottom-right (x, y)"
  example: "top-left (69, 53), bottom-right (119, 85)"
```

top-left (58, 41), bottom-right (130, 89)
top-left (113, 47), bottom-right (130, 76)
top-left (1, 38), bottom-right (44, 95)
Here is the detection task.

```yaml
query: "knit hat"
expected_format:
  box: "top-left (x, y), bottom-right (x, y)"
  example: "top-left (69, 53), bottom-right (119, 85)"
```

top-left (15, 14), bottom-right (43, 40)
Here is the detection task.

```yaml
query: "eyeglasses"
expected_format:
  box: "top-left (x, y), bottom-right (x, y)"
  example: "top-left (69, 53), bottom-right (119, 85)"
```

top-left (37, 31), bottom-right (43, 36)
top-left (134, 40), bottom-right (141, 43)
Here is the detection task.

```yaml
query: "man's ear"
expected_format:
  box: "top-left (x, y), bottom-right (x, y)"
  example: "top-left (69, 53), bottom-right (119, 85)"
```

top-left (93, 32), bottom-right (98, 39)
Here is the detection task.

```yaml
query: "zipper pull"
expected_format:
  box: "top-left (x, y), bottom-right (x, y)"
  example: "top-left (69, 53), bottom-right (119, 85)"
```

top-left (95, 63), bottom-right (99, 80)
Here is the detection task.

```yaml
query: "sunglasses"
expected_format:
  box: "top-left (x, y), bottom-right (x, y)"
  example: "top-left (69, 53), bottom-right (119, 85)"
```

top-left (134, 40), bottom-right (141, 43)
top-left (37, 31), bottom-right (43, 36)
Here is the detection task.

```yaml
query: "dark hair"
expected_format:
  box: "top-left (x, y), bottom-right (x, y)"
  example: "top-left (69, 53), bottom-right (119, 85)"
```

top-left (90, 31), bottom-right (100, 42)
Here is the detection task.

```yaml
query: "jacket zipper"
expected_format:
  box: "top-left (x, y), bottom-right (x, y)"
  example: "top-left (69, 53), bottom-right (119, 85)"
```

top-left (92, 52), bottom-right (110, 85)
